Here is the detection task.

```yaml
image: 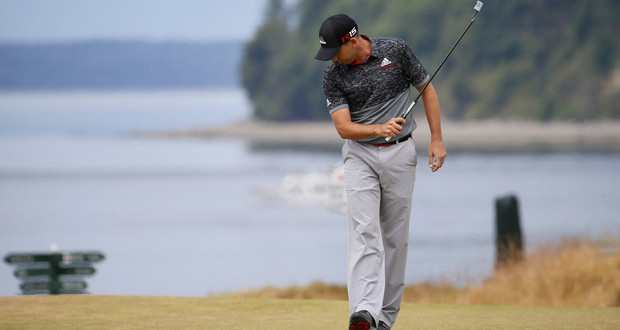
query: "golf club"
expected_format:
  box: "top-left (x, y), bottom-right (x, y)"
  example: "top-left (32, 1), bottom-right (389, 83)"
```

top-left (386, 0), bottom-right (483, 141)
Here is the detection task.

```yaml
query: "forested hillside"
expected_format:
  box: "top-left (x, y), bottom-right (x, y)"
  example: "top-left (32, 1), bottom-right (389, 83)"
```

top-left (241, 0), bottom-right (619, 121)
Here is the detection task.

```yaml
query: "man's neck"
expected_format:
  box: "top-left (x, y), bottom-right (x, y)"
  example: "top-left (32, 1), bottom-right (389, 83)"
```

top-left (352, 36), bottom-right (371, 65)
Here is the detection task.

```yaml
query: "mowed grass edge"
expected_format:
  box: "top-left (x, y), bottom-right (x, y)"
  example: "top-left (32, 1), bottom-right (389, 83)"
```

top-left (1, 295), bottom-right (618, 329)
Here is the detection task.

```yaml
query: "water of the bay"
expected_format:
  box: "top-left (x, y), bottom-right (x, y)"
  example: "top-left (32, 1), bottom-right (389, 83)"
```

top-left (1, 89), bottom-right (618, 296)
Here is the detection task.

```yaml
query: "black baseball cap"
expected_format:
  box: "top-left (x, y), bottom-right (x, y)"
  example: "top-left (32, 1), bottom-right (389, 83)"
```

top-left (314, 14), bottom-right (358, 61)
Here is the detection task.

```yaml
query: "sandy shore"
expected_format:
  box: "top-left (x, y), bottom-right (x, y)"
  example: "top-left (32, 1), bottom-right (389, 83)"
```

top-left (150, 119), bottom-right (620, 152)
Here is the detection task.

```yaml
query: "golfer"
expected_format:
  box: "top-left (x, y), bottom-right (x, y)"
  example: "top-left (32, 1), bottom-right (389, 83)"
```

top-left (314, 14), bottom-right (446, 330)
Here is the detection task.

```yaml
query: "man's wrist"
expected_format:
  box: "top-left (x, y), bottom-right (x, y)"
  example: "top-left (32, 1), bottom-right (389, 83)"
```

top-left (430, 135), bottom-right (443, 143)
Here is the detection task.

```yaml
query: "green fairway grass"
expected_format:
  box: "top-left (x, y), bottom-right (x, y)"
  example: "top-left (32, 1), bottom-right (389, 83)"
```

top-left (0, 295), bottom-right (618, 329)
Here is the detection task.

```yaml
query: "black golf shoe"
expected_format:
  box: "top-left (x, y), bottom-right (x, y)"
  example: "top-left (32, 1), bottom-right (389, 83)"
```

top-left (349, 310), bottom-right (375, 330)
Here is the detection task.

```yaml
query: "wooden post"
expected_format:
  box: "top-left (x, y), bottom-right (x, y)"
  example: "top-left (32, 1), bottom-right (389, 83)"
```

top-left (495, 194), bottom-right (523, 268)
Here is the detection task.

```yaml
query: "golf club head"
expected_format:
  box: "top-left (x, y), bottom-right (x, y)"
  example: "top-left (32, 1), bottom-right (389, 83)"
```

top-left (474, 1), bottom-right (483, 12)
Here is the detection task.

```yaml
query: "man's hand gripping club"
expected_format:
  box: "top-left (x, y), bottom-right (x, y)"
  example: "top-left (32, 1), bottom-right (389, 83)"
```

top-left (378, 117), bottom-right (406, 139)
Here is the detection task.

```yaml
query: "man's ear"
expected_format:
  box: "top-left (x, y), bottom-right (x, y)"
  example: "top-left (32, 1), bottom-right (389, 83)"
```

top-left (349, 37), bottom-right (359, 48)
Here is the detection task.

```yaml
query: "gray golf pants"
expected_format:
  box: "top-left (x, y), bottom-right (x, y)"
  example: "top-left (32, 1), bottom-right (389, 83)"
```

top-left (342, 137), bottom-right (417, 327)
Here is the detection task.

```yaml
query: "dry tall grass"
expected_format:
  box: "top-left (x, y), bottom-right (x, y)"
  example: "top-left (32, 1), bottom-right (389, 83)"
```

top-left (461, 237), bottom-right (619, 307)
top-left (224, 236), bottom-right (619, 307)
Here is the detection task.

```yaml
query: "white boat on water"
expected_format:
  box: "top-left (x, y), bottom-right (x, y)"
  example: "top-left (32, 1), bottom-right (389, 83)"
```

top-left (256, 164), bottom-right (347, 214)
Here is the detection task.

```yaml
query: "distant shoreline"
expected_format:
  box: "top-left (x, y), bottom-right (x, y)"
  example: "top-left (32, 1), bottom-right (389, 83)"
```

top-left (147, 120), bottom-right (620, 153)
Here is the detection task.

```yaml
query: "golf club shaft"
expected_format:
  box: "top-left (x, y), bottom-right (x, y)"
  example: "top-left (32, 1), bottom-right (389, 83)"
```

top-left (385, 1), bottom-right (482, 141)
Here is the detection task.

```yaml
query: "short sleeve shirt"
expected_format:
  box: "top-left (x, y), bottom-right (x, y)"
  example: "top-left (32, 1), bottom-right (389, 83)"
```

top-left (321, 36), bottom-right (429, 144)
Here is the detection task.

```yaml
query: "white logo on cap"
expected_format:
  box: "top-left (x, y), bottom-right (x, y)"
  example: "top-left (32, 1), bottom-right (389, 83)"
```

top-left (319, 36), bottom-right (326, 45)
top-left (349, 27), bottom-right (357, 38)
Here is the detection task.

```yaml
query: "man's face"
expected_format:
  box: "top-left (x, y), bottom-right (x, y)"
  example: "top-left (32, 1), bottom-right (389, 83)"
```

top-left (331, 41), bottom-right (356, 64)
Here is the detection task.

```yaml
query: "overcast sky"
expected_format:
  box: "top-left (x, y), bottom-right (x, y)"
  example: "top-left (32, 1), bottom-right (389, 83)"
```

top-left (0, 0), bottom-right (280, 43)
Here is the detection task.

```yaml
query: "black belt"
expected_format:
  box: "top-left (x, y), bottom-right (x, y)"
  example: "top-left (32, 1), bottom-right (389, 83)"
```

top-left (372, 133), bottom-right (412, 147)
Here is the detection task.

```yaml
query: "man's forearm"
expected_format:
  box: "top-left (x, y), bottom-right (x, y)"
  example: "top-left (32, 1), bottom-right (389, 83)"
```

top-left (333, 120), bottom-right (382, 140)
top-left (420, 83), bottom-right (447, 172)
top-left (421, 83), bottom-right (443, 142)
top-left (331, 108), bottom-right (397, 140)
